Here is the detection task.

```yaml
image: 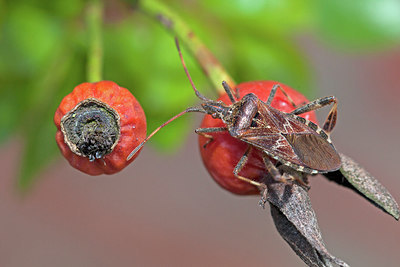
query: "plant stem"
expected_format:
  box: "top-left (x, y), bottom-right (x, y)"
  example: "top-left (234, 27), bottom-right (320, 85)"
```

top-left (86, 0), bottom-right (104, 82)
top-left (135, 0), bottom-right (236, 94)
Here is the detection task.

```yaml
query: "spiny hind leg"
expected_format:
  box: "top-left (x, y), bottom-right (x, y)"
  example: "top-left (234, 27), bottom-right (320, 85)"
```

top-left (195, 127), bottom-right (227, 148)
top-left (290, 96), bottom-right (338, 133)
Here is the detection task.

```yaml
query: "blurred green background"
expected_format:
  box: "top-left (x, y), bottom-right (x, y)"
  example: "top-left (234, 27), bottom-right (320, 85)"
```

top-left (1, 1), bottom-right (400, 266)
top-left (1, 0), bottom-right (400, 189)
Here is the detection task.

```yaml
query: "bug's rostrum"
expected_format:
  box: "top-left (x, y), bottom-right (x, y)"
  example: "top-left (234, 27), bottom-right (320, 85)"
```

top-left (60, 98), bottom-right (121, 161)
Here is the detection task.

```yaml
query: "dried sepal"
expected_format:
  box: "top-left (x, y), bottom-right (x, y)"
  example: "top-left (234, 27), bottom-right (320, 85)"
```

top-left (323, 153), bottom-right (399, 220)
top-left (60, 98), bottom-right (121, 161)
top-left (266, 177), bottom-right (349, 267)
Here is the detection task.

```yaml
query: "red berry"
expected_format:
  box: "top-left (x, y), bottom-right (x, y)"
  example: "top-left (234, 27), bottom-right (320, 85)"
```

top-left (198, 81), bottom-right (318, 195)
top-left (54, 81), bottom-right (146, 175)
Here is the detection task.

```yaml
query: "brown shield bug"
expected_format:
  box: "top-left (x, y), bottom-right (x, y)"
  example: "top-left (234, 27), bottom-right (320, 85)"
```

top-left (128, 38), bottom-right (341, 193)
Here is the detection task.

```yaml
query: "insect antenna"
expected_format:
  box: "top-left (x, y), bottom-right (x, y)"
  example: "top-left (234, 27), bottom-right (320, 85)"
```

top-left (127, 106), bottom-right (205, 161)
top-left (222, 80), bottom-right (238, 104)
top-left (127, 38), bottom-right (210, 161)
top-left (175, 37), bottom-right (210, 102)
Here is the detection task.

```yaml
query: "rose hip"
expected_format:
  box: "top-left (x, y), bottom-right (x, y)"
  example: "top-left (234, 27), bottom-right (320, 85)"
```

top-left (54, 81), bottom-right (146, 175)
top-left (198, 81), bottom-right (317, 195)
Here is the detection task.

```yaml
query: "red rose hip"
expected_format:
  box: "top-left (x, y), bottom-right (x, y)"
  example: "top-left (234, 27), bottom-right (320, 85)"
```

top-left (199, 81), bottom-right (318, 195)
top-left (54, 81), bottom-right (146, 175)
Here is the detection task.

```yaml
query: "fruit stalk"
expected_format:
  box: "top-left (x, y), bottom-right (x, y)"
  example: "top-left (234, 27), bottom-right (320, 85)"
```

top-left (86, 0), bottom-right (104, 82)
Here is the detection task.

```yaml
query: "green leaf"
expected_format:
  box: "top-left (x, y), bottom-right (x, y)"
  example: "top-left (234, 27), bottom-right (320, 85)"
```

top-left (230, 35), bottom-right (312, 96)
top-left (0, 84), bottom-right (23, 144)
top-left (17, 41), bottom-right (84, 191)
top-left (18, 113), bottom-right (59, 191)
top-left (174, 1), bottom-right (313, 96)
top-left (0, 2), bottom-right (67, 146)
top-left (200, 0), bottom-right (313, 34)
top-left (1, 4), bottom-right (62, 75)
top-left (316, 0), bottom-right (400, 49)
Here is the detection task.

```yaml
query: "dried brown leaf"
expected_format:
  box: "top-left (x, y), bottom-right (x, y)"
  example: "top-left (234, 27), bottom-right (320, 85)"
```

top-left (323, 153), bottom-right (399, 220)
top-left (271, 206), bottom-right (331, 267)
top-left (266, 180), bottom-right (349, 267)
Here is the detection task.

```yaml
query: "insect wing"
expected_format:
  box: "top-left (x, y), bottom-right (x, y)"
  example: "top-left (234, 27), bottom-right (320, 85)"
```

top-left (284, 132), bottom-right (341, 172)
top-left (240, 104), bottom-right (341, 173)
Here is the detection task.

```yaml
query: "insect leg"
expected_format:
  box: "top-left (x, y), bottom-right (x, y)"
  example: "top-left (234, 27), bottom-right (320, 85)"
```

top-left (259, 157), bottom-right (311, 207)
top-left (290, 96), bottom-right (338, 133)
top-left (262, 156), bottom-right (285, 182)
top-left (195, 127), bottom-right (227, 148)
top-left (266, 84), bottom-right (297, 108)
top-left (277, 165), bottom-right (310, 189)
top-left (195, 127), bottom-right (227, 134)
top-left (322, 99), bottom-right (338, 133)
top-left (264, 157), bottom-right (311, 188)
top-left (259, 155), bottom-right (288, 208)
top-left (233, 145), bottom-right (266, 188)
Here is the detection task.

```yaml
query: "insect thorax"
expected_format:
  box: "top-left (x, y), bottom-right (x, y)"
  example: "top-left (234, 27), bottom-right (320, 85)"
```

top-left (223, 94), bottom-right (260, 137)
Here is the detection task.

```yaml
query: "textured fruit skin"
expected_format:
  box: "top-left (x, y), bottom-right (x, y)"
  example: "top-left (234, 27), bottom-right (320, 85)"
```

top-left (199, 81), bottom-right (318, 195)
top-left (54, 81), bottom-right (146, 175)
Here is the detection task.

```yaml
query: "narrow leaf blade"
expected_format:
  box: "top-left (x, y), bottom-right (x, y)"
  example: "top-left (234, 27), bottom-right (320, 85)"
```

top-left (323, 153), bottom-right (400, 220)
top-left (270, 205), bottom-right (330, 267)
top-left (267, 180), bottom-right (349, 267)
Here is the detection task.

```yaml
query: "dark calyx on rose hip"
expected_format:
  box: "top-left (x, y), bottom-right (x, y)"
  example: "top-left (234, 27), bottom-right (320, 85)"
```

top-left (61, 98), bottom-right (120, 161)
top-left (55, 80), bottom-right (146, 175)
top-left (128, 38), bottom-right (341, 193)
